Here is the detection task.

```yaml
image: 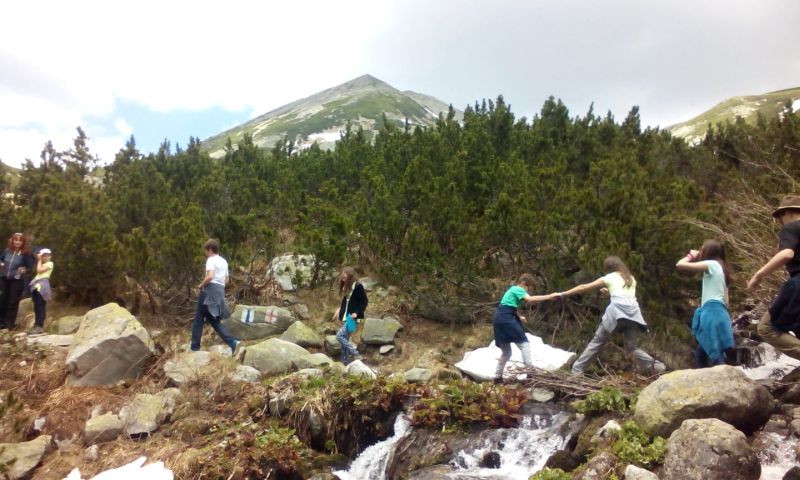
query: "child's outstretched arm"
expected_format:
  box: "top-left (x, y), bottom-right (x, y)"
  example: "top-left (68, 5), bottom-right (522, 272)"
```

top-left (557, 278), bottom-right (605, 298)
top-left (523, 293), bottom-right (558, 303)
top-left (747, 248), bottom-right (795, 291)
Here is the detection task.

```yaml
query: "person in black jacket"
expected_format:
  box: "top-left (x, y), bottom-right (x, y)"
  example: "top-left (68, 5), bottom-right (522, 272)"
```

top-left (0, 233), bottom-right (35, 330)
top-left (332, 267), bottom-right (368, 365)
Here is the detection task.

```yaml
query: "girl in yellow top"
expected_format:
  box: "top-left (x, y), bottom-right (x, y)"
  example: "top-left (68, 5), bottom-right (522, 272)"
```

top-left (29, 248), bottom-right (53, 334)
top-left (554, 256), bottom-right (665, 375)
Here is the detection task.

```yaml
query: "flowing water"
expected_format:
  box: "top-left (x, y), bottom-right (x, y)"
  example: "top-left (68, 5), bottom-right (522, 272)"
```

top-left (335, 405), bottom-right (575, 480)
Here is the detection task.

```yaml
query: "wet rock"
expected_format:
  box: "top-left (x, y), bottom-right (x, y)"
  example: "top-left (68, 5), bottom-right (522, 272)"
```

top-left (222, 304), bottom-right (295, 341)
top-left (574, 450), bottom-right (617, 480)
top-left (280, 321), bottom-right (322, 347)
top-left (65, 303), bottom-right (156, 386)
top-left (119, 388), bottom-right (181, 436)
top-left (325, 335), bottom-right (342, 355)
top-left (243, 338), bottom-right (314, 375)
top-left (784, 466), bottom-right (800, 480)
top-left (544, 449), bottom-right (583, 472)
top-left (361, 316), bottom-right (403, 345)
top-left (478, 451), bottom-right (501, 468)
top-left (790, 419), bottom-right (800, 437)
top-left (84, 412), bottom-right (124, 444)
top-left (530, 388), bottom-right (556, 403)
top-left (624, 464), bottom-right (659, 480)
top-left (634, 365), bottom-right (774, 437)
top-left (662, 418), bottom-right (760, 480)
top-left (403, 367), bottom-right (433, 383)
top-left (163, 351), bottom-right (213, 385)
top-left (781, 384), bottom-right (800, 404)
top-left (0, 435), bottom-right (51, 479)
top-left (231, 365), bottom-right (261, 383)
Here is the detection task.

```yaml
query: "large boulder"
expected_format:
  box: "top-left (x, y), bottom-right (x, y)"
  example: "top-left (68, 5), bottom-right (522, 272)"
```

top-left (65, 303), bottom-right (156, 386)
top-left (280, 321), bottom-right (323, 347)
top-left (231, 365), bottom-right (262, 383)
top-left (268, 254), bottom-right (317, 291)
top-left (222, 304), bottom-right (295, 341)
top-left (243, 338), bottom-right (315, 375)
top-left (361, 316), bottom-right (403, 345)
top-left (119, 389), bottom-right (181, 436)
top-left (662, 418), bottom-right (760, 480)
top-left (634, 365), bottom-right (774, 437)
top-left (325, 335), bottom-right (342, 355)
top-left (0, 435), bottom-right (51, 479)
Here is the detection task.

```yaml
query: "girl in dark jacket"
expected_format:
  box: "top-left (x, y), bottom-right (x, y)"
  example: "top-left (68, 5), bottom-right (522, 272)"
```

top-left (333, 267), bottom-right (368, 365)
top-left (0, 233), bottom-right (35, 330)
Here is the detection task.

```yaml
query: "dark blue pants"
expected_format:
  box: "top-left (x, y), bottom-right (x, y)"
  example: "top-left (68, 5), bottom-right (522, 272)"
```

top-left (191, 290), bottom-right (237, 351)
top-left (32, 289), bottom-right (46, 328)
top-left (0, 277), bottom-right (25, 329)
top-left (695, 344), bottom-right (729, 368)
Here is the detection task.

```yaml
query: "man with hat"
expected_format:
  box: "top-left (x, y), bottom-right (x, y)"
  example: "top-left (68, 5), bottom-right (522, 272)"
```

top-left (747, 195), bottom-right (800, 359)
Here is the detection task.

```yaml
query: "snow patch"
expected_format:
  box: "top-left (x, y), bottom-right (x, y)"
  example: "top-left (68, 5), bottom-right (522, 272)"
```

top-left (64, 457), bottom-right (173, 480)
top-left (454, 333), bottom-right (576, 382)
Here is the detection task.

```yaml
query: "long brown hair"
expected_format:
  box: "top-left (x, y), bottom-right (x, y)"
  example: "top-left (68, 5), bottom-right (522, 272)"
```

top-left (603, 256), bottom-right (634, 288)
top-left (6, 233), bottom-right (31, 254)
top-left (698, 239), bottom-right (733, 286)
top-left (338, 266), bottom-right (357, 296)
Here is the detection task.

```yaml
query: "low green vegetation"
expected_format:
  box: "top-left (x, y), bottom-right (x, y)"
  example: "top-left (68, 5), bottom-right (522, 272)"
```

top-left (573, 387), bottom-right (633, 414)
top-left (529, 467), bottom-right (572, 480)
top-left (611, 421), bottom-right (667, 468)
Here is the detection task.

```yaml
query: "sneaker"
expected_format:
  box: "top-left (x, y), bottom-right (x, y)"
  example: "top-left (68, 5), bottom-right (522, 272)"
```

top-left (232, 340), bottom-right (246, 361)
top-left (28, 326), bottom-right (44, 335)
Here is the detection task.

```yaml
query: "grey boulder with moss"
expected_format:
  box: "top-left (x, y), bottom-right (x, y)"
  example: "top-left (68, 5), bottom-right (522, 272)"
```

top-left (222, 304), bottom-right (295, 340)
top-left (325, 335), bottom-right (342, 355)
top-left (54, 315), bottom-right (83, 334)
top-left (361, 316), bottom-right (403, 345)
top-left (280, 321), bottom-right (323, 347)
top-left (243, 338), bottom-right (317, 375)
top-left (633, 365), bottom-right (774, 437)
top-left (119, 388), bottom-right (181, 436)
top-left (163, 351), bottom-right (214, 385)
top-left (662, 418), bottom-right (760, 480)
top-left (0, 435), bottom-right (51, 479)
top-left (65, 303), bottom-right (156, 386)
top-left (84, 412), bottom-right (124, 444)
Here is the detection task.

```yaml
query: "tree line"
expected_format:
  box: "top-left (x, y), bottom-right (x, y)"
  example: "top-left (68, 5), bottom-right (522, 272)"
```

top-left (1, 97), bottom-right (797, 353)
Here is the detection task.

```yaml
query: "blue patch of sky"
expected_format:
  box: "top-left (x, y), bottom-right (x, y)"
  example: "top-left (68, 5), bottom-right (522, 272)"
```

top-left (88, 99), bottom-right (251, 155)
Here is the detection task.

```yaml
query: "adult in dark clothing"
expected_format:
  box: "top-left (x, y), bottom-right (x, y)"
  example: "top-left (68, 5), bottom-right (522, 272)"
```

top-left (0, 233), bottom-right (35, 330)
top-left (332, 267), bottom-right (368, 365)
top-left (748, 195), bottom-right (800, 360)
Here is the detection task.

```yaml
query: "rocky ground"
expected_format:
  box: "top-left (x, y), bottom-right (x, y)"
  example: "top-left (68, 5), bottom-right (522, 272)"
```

top-left (0, 274), bottom-right (798, 479)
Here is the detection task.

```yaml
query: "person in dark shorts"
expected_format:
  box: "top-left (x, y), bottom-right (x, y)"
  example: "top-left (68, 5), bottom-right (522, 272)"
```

top-left (748, 195), bottom-right (800, 360)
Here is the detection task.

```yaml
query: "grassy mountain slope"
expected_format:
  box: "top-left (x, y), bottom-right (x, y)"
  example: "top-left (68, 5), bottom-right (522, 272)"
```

top-left (202, 74), bottom-right (462, 157)
top-left (669, 87), bottom-right (800, 144)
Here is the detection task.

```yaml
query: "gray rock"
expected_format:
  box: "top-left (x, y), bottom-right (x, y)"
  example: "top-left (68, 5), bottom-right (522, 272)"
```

top-left (325, 335), bottom-right (342, 355)
top-left (591, 420), bottom-right (622, 446)
top-left (243, 338), bottom-right (314, 375)
top-left (346, 360), bottom-right (376, 379)
top-left (65, 303), bottom-right (156, 386)
top-left (361, 316), bottom-right (403, 345)
top-left (27, 334), bottom-right (74, 347)
top-left (625, 464), bottom-right (659, 480)
top-left (574, 450), bottom-right (617, 480)
top-left (359, 277), bottom-right (381, 291)
top-left (530, 388), bottom-right (556, 403)
top-left (268, 254), bottom-right (317, 291)
top-left (15, 298), bottom-right (33, 330)
top-left (662, 418), bottom-right (760, 480)
top-left (84, 444), bottom-right (99, 462)
top-left (84, 412), bottom-right (124, 444)
top-left (634, 365), bottom-right (774, 437)
top-left (163, 351), bottom-right (212, 385)
top-left (208, 344), bottom-right (233, 356)
top-left (0, 435), bottom-right (51, 479)
top-left (784, 466), bottom-right (800, 480)
top-left (403, 368), bottom-right (433, 383)
top-left (379, 345), bottom-right (395, 355)
top-left (298, 353), bottom-right (334, 369)
top-left (231, 365), bottom-right (262, 383)
top-left (119, 388), bottom-right (181, 436)
top-left (292, 368), bottom-right (324, 380)
top-left (222, 304), bottom-right (295, 341)
top-left (280, 321), bottom-right (323, 347)
top-left (790, 418), bottom-right (800, 437)
top-left (291, 303), bottom-right (310, 321)
top-left (54, 315), bottom-right (83, 334)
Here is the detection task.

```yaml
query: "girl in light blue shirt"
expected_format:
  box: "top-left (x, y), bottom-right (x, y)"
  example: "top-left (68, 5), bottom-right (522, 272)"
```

top-left (676, 239), bottom-right (734, 367)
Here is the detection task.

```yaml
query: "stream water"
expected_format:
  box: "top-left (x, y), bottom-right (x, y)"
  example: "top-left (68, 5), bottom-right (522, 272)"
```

top-left (335, 405), bottom-right (574, 480)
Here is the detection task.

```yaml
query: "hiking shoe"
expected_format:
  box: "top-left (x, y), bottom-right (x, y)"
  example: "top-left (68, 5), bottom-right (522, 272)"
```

top-left (233, 340), bottom-right (246, 361)
top-left (28, 326), bottom-right (44, 335)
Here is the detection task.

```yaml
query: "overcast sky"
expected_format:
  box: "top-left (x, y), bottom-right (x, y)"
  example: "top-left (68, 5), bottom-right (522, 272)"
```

top-left (1, 0), bottom-right (798, 167)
